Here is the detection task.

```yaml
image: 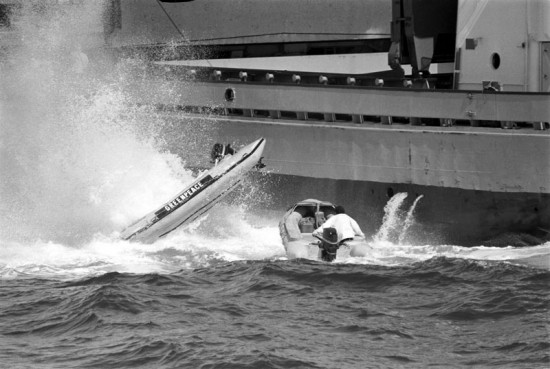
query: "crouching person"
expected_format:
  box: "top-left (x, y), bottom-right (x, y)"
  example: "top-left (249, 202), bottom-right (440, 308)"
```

top-left (312, 206), bottom-right (365, 261)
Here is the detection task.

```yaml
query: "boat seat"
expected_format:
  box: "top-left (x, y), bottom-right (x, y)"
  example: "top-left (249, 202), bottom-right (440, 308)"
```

top-left (298, 217), bottom-right (315, 233)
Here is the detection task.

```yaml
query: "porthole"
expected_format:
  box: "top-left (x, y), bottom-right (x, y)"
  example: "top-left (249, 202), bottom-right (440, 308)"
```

top-left (224, 88), bottom-right (235, 101)
top-left (491, 53), bottom-right (501, 69)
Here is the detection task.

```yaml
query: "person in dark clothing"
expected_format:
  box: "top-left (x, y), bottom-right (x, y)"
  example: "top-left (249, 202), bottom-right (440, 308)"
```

top-left (211, 143), bottom-right (236, 164)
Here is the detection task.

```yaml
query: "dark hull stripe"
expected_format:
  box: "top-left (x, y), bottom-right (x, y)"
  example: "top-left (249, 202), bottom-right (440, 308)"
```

top-left (158, 178), bottom-right (244, 239)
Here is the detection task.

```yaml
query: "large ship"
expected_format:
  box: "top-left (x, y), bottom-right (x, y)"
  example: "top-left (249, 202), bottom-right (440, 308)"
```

top-left (2, 0), bottom-right (549, 245)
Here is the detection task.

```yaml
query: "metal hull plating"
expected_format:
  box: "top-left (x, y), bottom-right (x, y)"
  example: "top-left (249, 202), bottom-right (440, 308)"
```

top-left (177, 114), bottom-right (549, 246)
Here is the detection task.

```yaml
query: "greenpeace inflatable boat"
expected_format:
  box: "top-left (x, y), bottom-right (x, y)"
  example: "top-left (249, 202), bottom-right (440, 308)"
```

top-left (120, 138), bottom-right (266, 243)
top-left (279, 199), bottom-right (370, 261)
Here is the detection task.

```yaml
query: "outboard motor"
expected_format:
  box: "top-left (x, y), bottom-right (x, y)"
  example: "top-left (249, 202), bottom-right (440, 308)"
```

top-left (318, 227), bottom-right (339, 262)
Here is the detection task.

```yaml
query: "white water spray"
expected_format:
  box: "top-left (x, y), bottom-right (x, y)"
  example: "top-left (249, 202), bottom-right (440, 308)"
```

top-left (374, 192), bottom-right (408, 242)
top-left (0, 2), bottom-right (285, 279)
top-left (0, 2), bottom-right (199, 245)
top-left (398, 194), bottom-right (424, 244)
top-left (374, 192), bottom-right (423, 244)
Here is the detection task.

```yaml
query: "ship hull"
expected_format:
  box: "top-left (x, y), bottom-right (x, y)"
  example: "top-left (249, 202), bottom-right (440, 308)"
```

top-left (162, 113), bottom-right (549, 246)
top-left (257, 172), bottom-right (549, 246)
top-left (105, 0), bottom-right (549, 246)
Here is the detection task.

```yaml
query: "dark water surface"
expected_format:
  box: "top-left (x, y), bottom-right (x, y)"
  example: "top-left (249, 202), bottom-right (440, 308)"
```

top-left (1, 257), bottom-right (548, 369)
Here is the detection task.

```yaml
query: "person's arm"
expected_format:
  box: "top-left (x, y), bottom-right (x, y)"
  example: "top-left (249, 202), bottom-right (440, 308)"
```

top-left (313, 216), bottom-right (333, 237)
top-left (312, 224), bottom-right (324, 237)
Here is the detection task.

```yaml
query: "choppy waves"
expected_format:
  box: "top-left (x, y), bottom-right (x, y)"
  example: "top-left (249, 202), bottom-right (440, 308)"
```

top-left (1, 258), bottom-right (548, 368)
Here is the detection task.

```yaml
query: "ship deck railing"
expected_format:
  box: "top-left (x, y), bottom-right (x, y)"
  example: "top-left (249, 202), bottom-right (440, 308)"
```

top-left (137, 64), bottom-right (550, 131)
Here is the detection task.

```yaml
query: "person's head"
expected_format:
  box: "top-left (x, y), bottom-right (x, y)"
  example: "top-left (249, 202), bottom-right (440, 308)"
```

top-left (324, 207), bottom-right (336, 219)
top-left (335, 205), bottom-right (346, 214)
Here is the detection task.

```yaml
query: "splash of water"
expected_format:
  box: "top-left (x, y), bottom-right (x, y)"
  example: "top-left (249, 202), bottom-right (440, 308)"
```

top-left (0, 2), bottom-right (285, 279)
top-left (373, 192), bottom-right (424, 245)
top-left (398, 194), bottom-right (424, 244)
top-left (374, 192), bottom-right (408, 242)
top-left (0, 203), bottom-right (285, 279)
top-left (0, 2), bottom-right (199, 245)
top-left (353, 193), bottom-right (549, 268)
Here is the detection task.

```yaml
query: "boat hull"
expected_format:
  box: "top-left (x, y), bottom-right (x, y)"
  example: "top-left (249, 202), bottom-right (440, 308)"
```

top-left (120, 138), bottom-right (266, 243)
top-left (278, 198), bottom-right (375, 260)
top-left (283, 233), bottom-right (369, 261)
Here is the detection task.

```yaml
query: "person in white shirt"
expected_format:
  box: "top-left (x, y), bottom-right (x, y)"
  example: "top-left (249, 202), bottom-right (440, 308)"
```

top-left (285, 209), bottom-right (304, 240)
top-left (313, 205), bottom-right (364, 243)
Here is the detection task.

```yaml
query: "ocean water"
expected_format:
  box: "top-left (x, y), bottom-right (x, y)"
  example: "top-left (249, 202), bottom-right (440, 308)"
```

top-left (1, 3), bottom-right (549, 369)
top-left (1, 231), bottom-right (549, 369)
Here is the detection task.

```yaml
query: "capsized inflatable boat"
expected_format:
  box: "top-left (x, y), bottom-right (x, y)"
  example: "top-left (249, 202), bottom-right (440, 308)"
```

top-left (120, 138), bottom-right (266, 243)
top-left (278, 199), bottom-right (370, 261)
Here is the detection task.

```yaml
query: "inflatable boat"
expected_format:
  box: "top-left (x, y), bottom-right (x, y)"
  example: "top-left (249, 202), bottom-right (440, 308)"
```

top-left (120, 138), bottom-right (266, 243)
top-left (279, 199), bottom-right (370, 261)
